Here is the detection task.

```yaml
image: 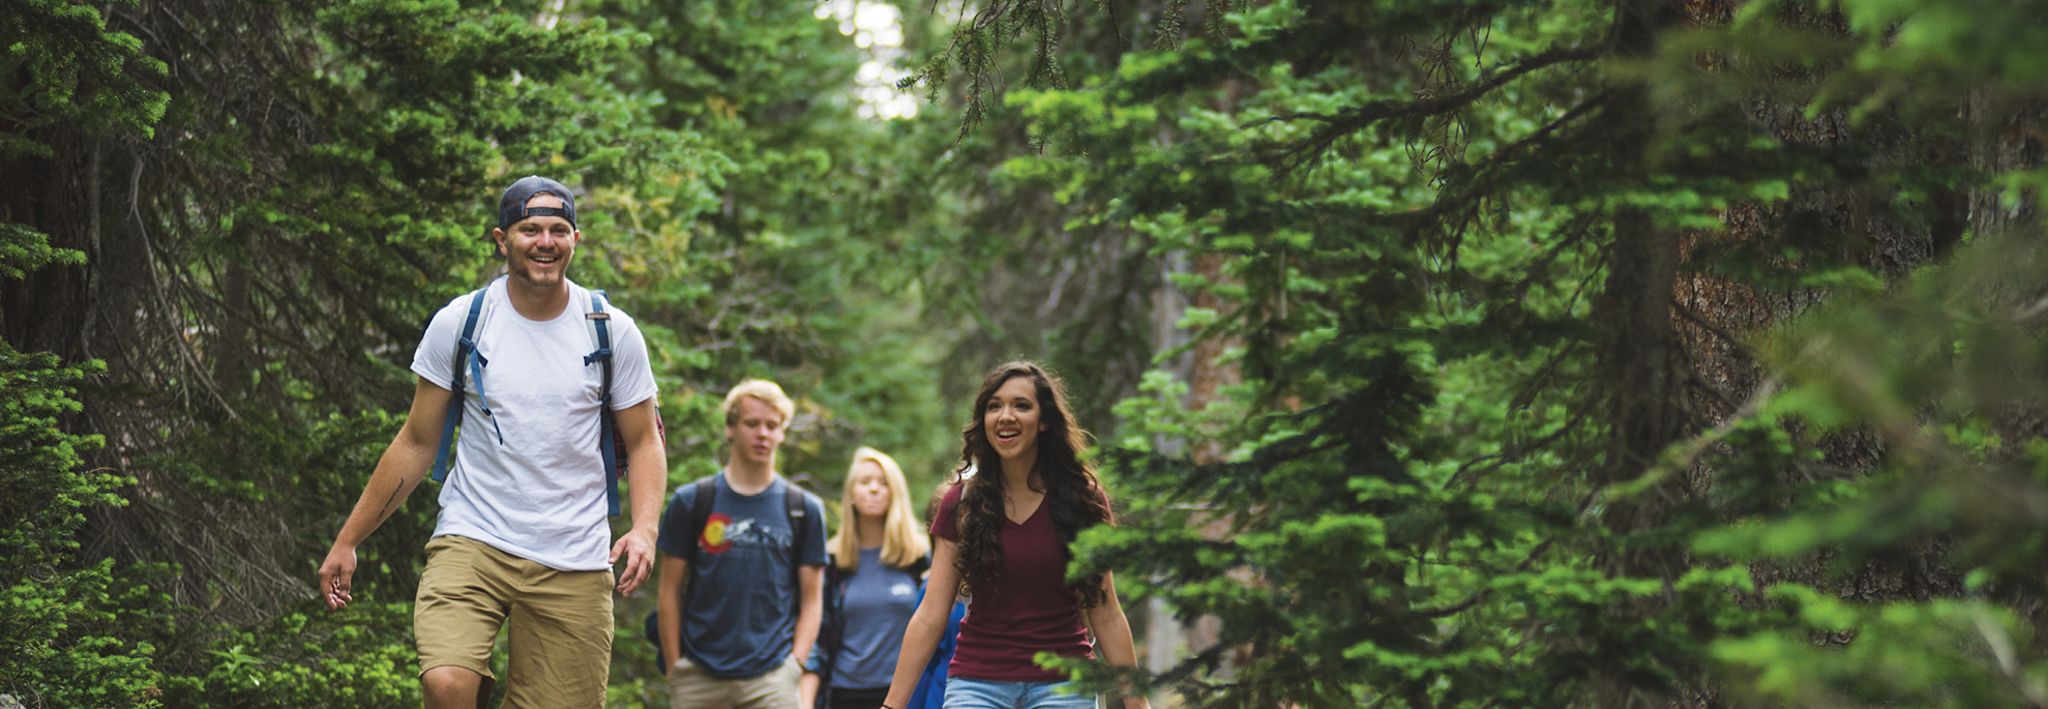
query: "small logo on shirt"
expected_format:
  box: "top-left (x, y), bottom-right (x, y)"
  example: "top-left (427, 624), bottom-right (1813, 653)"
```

top-left (891, 582), bottom-right (915, 597)
top-left (700, 513), bottom-right (734, 554)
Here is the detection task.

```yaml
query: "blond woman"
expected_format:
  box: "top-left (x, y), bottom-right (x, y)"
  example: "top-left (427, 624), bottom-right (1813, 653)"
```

top-left (800, 447), bottom-right (933, 709)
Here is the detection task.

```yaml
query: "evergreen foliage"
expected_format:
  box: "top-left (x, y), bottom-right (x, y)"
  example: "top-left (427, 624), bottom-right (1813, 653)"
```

top-left (4, 0), bottom-right (950, 704)
top-left (0, 342), bottom-right (156, 706)
top-left (904, 0), bottom-right (2048, 705)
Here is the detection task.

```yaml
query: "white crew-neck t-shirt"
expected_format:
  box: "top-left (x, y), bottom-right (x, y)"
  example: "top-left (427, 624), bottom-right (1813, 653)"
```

top-left (409, 278), bottom-right (658, 571)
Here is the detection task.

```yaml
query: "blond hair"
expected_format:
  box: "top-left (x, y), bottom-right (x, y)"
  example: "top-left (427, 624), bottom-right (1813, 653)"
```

top-left (721, 379), bottom-right (795, 426)
top-left (829, 447), bottom-right (931, 572)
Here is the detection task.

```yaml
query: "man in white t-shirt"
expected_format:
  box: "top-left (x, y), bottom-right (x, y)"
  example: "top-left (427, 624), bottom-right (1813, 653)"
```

top-left (317, 176), bottom-right (666, 708)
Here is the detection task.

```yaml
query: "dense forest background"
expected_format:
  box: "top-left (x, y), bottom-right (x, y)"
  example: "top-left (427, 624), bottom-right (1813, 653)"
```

top-left (8, 0), bottom-right (2048, 706)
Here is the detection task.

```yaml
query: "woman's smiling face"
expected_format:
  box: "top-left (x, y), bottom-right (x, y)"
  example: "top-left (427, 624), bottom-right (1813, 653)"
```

top-left (984, 375), bottom-right (1043, 462)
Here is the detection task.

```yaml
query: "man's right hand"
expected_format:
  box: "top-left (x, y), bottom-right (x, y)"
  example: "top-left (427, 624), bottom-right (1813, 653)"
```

top-left (318, 545), bottom-right (357, 610)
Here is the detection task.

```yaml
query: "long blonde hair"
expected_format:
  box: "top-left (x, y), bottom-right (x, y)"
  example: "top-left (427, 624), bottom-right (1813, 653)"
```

top-left (829, 447), bottom-right (931, 572)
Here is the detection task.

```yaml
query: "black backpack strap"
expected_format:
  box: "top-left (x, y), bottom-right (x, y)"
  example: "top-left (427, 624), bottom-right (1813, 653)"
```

top-left (686, 476), bottom-right (718, 567)
top-left (814, 553), bottom-right (844, 707)
top-left (665, 475), bottom-right (719, 667)
top-left (680, 477), bottom-right (718, 610)
top-left (648, 475), bottom-right (718, 670)
top-left (786, 482), bottom-right (815, 620)
top-left (786, 483), bottom-right (809, 554)
top-left (909, 551), bottom-right (932, 582)
top-left (820, 553), bottom-right (845, 639)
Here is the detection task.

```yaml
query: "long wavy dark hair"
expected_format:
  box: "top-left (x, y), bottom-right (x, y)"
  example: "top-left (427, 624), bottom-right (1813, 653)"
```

top-left (953, 361), bottom-right (1114, 608)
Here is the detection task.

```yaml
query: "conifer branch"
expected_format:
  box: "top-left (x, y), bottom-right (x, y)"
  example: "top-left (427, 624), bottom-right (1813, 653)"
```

top-left (1254, 45), bottom-right (1601, 168)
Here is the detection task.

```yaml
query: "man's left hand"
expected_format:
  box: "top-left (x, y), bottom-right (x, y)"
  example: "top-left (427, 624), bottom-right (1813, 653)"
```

top-left (611, 527), bottom-right (657, 596)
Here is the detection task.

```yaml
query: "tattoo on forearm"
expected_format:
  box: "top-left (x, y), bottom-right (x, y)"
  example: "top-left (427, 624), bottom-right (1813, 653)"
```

top-left (375, 482), bottom-right (404, 522)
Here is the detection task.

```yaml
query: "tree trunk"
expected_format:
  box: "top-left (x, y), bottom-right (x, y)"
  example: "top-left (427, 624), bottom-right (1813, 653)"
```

top-left (1589, 1), bottom-right (1690, 705)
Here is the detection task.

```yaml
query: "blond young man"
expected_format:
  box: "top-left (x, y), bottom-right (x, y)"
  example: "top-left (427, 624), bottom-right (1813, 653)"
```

top-left (657, 379), bottom-right (828, 708)
top-left (318, 176), bottom-right (665, 708)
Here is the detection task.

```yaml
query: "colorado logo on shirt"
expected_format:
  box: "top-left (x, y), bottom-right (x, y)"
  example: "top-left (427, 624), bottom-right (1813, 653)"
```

top-left (699, 513), bottom-right (734, 554)
top-left (890, 582), bottom-right (915, 597)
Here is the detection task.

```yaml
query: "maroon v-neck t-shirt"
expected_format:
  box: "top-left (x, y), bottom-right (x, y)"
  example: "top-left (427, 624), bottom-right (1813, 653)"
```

top-left (931, 483), bottom-right (1096, 682)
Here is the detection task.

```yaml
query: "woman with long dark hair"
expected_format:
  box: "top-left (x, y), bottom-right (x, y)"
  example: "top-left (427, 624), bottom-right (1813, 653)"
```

top-left (880, 361), bottom-right (1149, 709)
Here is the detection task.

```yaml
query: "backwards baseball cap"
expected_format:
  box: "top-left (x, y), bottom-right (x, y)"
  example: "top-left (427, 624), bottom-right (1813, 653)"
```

top-left (497, 175), bottom-right (578, 229)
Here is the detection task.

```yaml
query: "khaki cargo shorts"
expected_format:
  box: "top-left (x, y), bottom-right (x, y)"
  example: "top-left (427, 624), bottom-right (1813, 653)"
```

top-left (414, 535), bottom-right (614, 708)
top-left (666, 654), bottom-right (802, 709)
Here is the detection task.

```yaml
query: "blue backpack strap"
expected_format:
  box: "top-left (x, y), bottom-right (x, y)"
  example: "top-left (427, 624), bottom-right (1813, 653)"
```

top-left (584, 288), bottom-right (620, 516)
top-left (432, 281), bottom-right (503, 482)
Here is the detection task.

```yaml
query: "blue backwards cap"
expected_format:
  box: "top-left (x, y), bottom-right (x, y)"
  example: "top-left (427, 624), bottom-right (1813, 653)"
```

top-left (497, 175), bottom-right (578, 229)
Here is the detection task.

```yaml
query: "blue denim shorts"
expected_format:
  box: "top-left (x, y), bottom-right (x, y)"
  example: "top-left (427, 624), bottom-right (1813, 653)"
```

top-left (942, 676), bottom-right (1099, 709)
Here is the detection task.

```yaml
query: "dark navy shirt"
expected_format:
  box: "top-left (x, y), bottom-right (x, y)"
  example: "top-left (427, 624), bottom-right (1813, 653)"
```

top-left (657, 474), bottom-right (827, 678)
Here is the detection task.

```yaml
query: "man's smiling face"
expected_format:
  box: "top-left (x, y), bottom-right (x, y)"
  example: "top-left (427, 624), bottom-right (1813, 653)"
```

top-left (494, 193), bottom-right (579, 288)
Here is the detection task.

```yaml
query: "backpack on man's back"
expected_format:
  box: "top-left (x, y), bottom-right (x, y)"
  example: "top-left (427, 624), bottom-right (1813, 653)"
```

top-left (642, 475), bottom-right (812, 668)
top-left (429, 275), bottom-right (643, 515)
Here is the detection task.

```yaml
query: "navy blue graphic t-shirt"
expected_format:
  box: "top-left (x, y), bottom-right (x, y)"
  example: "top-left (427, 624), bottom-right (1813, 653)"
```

top-left (657, 473), bottom-right (828, 678)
